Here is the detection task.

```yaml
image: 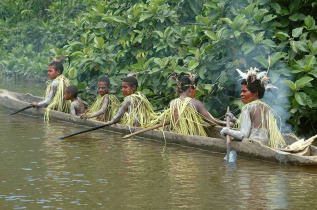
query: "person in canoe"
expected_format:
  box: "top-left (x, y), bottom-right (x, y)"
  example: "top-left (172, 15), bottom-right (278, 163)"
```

top-left (64, 85), bottom-right (88, 116)
top-left (102, 75), bottom-right (157, 127)
top-left (80, 76), bottom-right (119, 122)
top-left (30, 57), bottom-right (70, 122)
top-left (220, 67), bottom-right (286, 149)
top-left (151, 73), bottom-right (227, 136)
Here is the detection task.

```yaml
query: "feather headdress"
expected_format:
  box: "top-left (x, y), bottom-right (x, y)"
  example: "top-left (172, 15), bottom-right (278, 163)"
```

top-left (127, 72), bottom-right (137, 78)
top-left (236, 67), bottom-right (278, 90)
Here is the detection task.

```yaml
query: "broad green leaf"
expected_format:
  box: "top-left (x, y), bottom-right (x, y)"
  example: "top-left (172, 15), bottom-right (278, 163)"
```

top-left (203, 84), bottom-right (214, 93)
top-left (102, 16), bottom-right (126, 24)
top-left (69, 68), bottom-right (76, 79)
top-left (242, 42), bottom-right (255, 55)
top-left (139, 14), bottom-right (152, 22)
top-left (304, 15), bottom-right (315, 29)
top-left (295, 41), bottom-right (309, 52)
top-left (261, 39), bottom-right (277, 47)
top-left (253, 31), bottom-right (265, 43)
top-left (204, 31), bottom-right (217, 41)
top-left (308, 69), bottom-right (317, 78)
top-left (271, 3), bottom-right (281, 14)
top-left (261, 14), bottom-right (276, 23)
top-left (94, 37), bottom-right (104, 49)
top-left (253, 55), bottom-right (268, 68)
top-left (188, 60), bottom-right (199, 71)
top-left (153, 31), bottom-right (163, 38)
top-left (275, 32), bottom-right (289, 39)
top-left (269, 52), bottom-right (286, 66)
top-left (295, 76), bottom-right (314, 90)
top-left (292, 27), bottom-right (303, 38)
top-left (295, 92), bottom-right (307, 106)
top-left (131, 63), bottom-right (143, 70)
top-left (283, 79), bottom-right (296, 91)
top-left (289, 13), bottom-right (306, 21)
top-left (219, 18), bottom-right (233, 25)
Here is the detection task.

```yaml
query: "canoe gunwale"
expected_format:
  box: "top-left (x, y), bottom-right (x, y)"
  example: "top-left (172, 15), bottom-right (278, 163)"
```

top-left (1, 88), bottom-right (317, 166)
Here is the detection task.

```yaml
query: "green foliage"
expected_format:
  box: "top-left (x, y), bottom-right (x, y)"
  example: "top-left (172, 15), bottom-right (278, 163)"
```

top-left (1, 0), bottom-right (317, 135)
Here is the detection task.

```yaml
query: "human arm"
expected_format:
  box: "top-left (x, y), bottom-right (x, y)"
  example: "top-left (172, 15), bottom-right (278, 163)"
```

top-left (69, 102), bottom-right (76, 115)
top-left (106, 97), bottom-right (131, 124)
top-left (31, 80), bottom-right (58, 107)
top-left (192, 99), bottom-right (227, 126)
top-left (85, 96), bottom-right (109, 118)
top-left (220, 108), bottom-right (251, 141)
top-left (225, 112), bottom-right (237, 123)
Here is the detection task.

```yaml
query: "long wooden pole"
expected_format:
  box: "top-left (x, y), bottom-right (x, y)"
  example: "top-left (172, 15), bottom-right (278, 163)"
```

top-left (10, 105), bottom-right (33, 115)
top-left (122, 121), bottom-right (170, 139)
top-left (58, 122), bottom-right (114, 140)
top-left (226, 106), bottom-right (231, 163)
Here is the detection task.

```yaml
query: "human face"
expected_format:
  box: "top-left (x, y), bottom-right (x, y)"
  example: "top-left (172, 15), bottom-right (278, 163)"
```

top-left (64, 90), bottom-right (72, 100)
top-left (48, 66), bottom-right (60, 80)
top-left (121, 82), bottom-right (136, 96)
top-left (241, 85), bottom-right (257, 104)
top-left (97, 82), bottom-right (109, 96)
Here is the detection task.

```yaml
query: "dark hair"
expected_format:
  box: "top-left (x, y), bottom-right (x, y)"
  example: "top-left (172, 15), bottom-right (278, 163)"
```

top-left (98, 76), bottom-right (110, 87)
top-left (179, 76), bottom-right (195, 93)
top-left (241, 79), bottom-right (265, 99)
top-left (123, 76), bottom-right (138, 89)
top-left (66, 85), bottom-right (78, 98)
top-left (49, 61), bottom-right (64, 74)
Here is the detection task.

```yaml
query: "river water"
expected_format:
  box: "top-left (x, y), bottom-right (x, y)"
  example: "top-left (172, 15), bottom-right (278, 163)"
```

top-left (0, 78), bottom-right (316, 209)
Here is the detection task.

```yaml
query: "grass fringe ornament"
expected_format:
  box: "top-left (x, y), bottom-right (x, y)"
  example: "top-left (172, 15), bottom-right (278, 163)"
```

top-left (121, 92), bottom-right (157, 127)
top-left (151, 97), bottom-right (213, 136)
top-left (44, 75), bottom-right (70, 123)
top-left (87, 94), bottom-right (120, 121)
top-left (236, 100), bottom-right (286, 148)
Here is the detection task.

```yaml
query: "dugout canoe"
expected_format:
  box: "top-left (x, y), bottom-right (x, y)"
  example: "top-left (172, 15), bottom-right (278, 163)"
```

top-left (1, 88), bottom-right (317, 166)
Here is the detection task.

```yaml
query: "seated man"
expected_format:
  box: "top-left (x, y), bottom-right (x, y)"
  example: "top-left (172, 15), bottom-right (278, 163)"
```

top-left (64, 85), bottom-right (88, 116)
top-left (80, 76), bottom-right (119, 121)
top-left (220, 67), bottom-right (286, 149)
top-left (103, 76), bottom-right (157, 127)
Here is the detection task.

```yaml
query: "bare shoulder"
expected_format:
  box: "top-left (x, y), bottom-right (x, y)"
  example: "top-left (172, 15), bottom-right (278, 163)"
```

top-left (191, 99), bottom-right (203, 107)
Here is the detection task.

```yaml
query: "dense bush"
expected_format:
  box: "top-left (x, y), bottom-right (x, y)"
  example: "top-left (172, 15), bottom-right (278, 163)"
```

top-left (1, 0), bottom-right (316, 135)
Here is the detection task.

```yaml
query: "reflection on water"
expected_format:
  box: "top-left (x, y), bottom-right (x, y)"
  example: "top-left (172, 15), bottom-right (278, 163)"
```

top-left (0, 81), bottom-right (317, 209)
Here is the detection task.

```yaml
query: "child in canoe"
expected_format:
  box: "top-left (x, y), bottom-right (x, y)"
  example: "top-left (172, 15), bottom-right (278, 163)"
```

top-left (103, 76), bottom-right (157, 127)
top-left (64, 85), bottom-right (88, 116)
top-left (80, 76), bottom-right (119, 121)
top-left (151, 73), bottom-right (226, 136)
top-left (30, 58), bottom-right (70, 121)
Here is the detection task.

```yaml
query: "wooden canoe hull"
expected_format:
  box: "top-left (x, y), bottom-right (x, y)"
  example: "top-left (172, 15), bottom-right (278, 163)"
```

top-left (1, 88), bottom-right (317, 166)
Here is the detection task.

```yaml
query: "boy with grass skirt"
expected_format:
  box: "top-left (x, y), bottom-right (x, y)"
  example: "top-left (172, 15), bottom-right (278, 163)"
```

top-left (103, 75), bottom-right (157, 127)
top-left (81, 76), bottom-right (119, 122)
top-left (64, 85), bottom-right (88, 116)
top-left (30, 58), bottom-right (70, 122)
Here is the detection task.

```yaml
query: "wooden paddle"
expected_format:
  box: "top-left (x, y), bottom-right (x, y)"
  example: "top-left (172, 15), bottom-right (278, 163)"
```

top-left (225, 106), bottom-right (237, 163)
top-left (122, 121), bottom-right (170, 139)
top-left (10, 105), bottom-right (33, 115)
top-left (58, 122), bottom-right (115, 140)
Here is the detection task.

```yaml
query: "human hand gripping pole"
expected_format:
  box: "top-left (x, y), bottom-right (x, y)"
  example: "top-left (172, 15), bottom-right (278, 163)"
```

top-left (225, 106), bottom-right (237, 163)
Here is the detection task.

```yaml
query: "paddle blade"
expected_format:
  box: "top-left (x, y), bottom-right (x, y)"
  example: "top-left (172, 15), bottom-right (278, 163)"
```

top-left (224, 150), bottom-right (237, 163)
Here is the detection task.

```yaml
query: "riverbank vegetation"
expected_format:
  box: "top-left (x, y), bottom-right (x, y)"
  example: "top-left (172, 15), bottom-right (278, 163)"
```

top-left (0, 0), bottom-right (316, 136)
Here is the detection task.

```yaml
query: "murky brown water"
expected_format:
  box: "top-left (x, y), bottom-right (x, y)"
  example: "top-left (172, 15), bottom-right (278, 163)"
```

top-left (0, 78), bottom-right (317, 209)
